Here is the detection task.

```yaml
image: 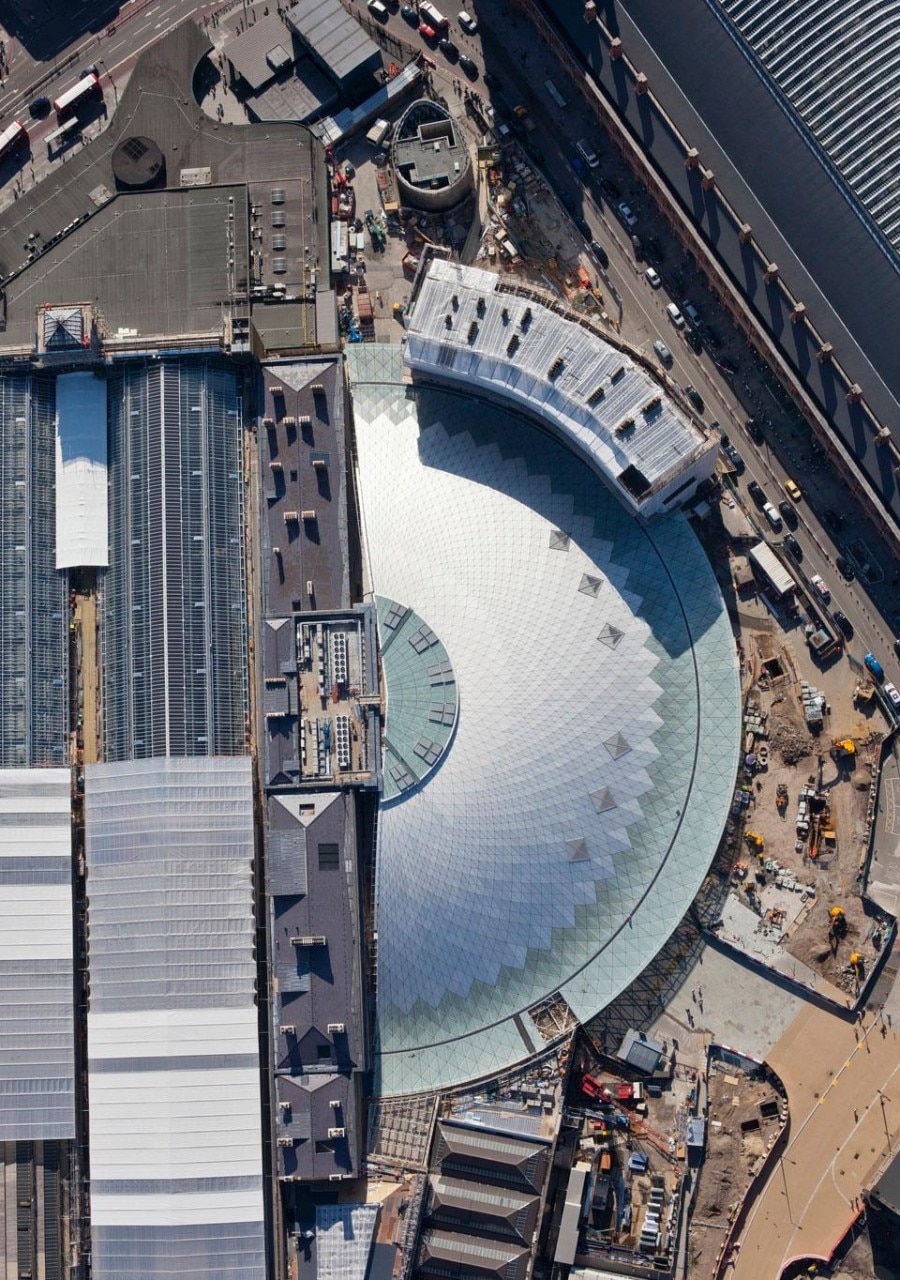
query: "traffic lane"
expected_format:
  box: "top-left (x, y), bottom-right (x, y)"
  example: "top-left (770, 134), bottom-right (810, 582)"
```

top-left (730, 418), bottom-right (900, 682)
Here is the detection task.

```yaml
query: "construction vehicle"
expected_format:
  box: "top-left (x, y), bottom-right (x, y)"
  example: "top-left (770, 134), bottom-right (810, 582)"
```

top-left (745, 831), bottom-right (764, 852)
top-left (512, 103), bottom-right (536, 134)
top-left (829, 906), bottom-right (848, 938)
top-left (776, 783), bottom-right (788, 811)
top-left (850, 952), bottom-right (864, 979)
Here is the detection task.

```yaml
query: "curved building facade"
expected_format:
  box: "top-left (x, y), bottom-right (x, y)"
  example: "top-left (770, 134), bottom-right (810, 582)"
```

top-left (392, 100), bottom-right (474, 212)
top-left (348, 344), bottom-right (741, 1096)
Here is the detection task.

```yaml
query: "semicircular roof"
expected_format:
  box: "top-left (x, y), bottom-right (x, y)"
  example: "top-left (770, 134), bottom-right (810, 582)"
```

top-left (348, 346), bottom-right (740, 1096)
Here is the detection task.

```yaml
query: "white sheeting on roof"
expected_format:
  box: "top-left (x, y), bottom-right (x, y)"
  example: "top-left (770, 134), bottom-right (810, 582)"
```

top-left (84, 757), bottom-right (265, 1272)
top-left (0, 768), bottom-right (75, 1140)
top-left (55, 371), bottom-right (108, 568)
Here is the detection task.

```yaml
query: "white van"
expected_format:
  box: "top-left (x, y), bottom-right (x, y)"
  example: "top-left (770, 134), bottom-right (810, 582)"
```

top-left (367, 0), bottom-right (388, 17)
top-left (576, 139), bottom-right (599, 169)
top-left (666, 302), bottom-right (685, 328)
top-left (763, 502), bottom-right (783, 532)
top-left (458, 9), bottom-right (477, 33)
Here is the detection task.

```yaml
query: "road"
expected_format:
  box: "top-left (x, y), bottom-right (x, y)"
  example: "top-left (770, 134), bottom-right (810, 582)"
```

top-left (730, 1002), bottom-right (900, 1278)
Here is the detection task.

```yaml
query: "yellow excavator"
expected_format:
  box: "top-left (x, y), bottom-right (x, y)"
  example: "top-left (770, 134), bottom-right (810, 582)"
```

top-left (830, 905), bottom-right (848, 939)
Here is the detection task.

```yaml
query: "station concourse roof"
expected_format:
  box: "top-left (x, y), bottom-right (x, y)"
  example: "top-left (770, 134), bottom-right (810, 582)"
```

top-left (348, 346), bottom-right (741, 1095)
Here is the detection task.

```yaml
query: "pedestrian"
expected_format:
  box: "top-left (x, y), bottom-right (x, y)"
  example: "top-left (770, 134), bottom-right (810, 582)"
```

top-left (691, 988), bottom-right (697, 1003)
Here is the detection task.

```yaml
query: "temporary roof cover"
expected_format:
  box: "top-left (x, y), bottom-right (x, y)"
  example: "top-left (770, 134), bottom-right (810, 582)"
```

top-left (55, 370), bottom-right (109, 568)
top-left (0, 769), bottom-right (74, 1140)
top-left (348, 345), bottom-right (740, 1095)
top-left (84, 757), bottom-right (264, 1280)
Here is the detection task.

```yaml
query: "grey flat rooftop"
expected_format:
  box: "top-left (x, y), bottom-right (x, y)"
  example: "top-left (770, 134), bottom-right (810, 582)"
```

top-left (248, 61), bottom-right (338, 125)
top-left (259, 359), bottom-right (350, 618)
top-left (222, 11), bottom-right (301, 90)
top-left (0, 20), bottom-right (327, 352)
top-left (3, 190), bottom-right (248, 347)
top-left (285, 0), bottom-right (381, 86)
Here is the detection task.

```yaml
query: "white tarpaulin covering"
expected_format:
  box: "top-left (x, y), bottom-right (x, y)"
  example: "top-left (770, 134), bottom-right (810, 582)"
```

top-left (55, 370), bottom-right (108, 568)
top-left (0, 768), bottom-right (75, 1140)
top-left (84, 757), bottom-right (265, 1278)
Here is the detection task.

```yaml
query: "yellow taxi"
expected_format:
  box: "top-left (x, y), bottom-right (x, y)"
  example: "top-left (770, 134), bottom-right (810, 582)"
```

top-left (784, 478), bottom-right (802, 502)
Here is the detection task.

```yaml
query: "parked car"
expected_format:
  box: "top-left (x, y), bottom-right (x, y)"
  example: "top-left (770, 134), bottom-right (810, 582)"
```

top-left (653, 339), bottom-right (673, 367)
top-left (833, 610), bottom-right (853, 639)
top-left (722, 443), bottom-right (744, 472)
top-left (785, 534), bottom-right (803, 561)
top-left (439, 38), bottom-right (459, 59)
top-left (748, 480), bottom-right (766, 508)
top-left (617, 201), bottom-right (638, 227)
top-left (419, 21), bottom-right (437, 38)
top-left (778, 500), bottom-right (798, 529)
top-left (864, 652), bottom-right (884, 681)
top-left (590, 240), bottom-right (609, 268)
top-left (745, 417), bottom-right (764, 443)
top-left (458, 54), bottom-right (478, 76)
top-left (885, 681), bottom-right (900, 707)
top-left (784, 478), bottom-right (802, 501)
top-left (666, 302), bottom-right (685, 328)
top-left (575, 215), bottom-right (591, 238)
top-left (835, 555), bottom-right (855, 581)
top-left (645, 267), bottom-right (662, 288)
top-left (682, 300), bottom-right (701, 325)
top-left (482, 71), bottom-right (500, 90)
top-left (685, 326), bottom-right (703, 353)
top-left (601, 178), bottom-right (621, 200)
top-left (763, 502), bottom-right (783, 531)
top-left (811, 574), bottom-right (831, 603)
top-left (401, 5), bottom-right (419, 21)
top-left (685, 384), bottom-right (704, 412)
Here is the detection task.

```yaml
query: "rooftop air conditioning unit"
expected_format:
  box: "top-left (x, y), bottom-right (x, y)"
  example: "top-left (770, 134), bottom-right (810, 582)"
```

top-left (301, 510), bottom-right (317, 521)
top-left (327, 1127), bottom-right (346, 1138)
top-left (277, 1137), bottom-right (294, 1147)
top-left (329, 1099), bottom-right (341, 1109)
top-left (329, 1173), bottom-right (344, 1182)
top-left (292, 935), bottom-right (326, 946)
top-left (327, 1023), bottom-right (345, 1034)
top-left (279, 1025), bottom-right (296, 1035)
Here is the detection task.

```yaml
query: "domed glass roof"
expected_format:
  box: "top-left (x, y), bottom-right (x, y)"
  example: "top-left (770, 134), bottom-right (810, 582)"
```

top-left (348, 347), bottom-right (741, 1096)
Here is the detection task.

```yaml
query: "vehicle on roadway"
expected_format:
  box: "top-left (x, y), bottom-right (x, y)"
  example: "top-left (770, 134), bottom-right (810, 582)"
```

top-left (439, 38), bottom-right (459, 59)
top-left (784, 478), bottom-right (802, 501)
top-left (590, 240), bottom-right (609, 268)
top-left (482, 71), bottom-right (500, 90)
top-left (52, 71), bottom-right (101, 116)
top-left (367, 0), bottom-right (389, 17)
top-left (833, 609), bottom-right (853, 639)
top-left (748, 480), bottom-right (766, 508)
top-left (865, 652), bottom-right (884, 681)
top-left (685, 384), bottom-right (704, 412)
top-left (835, 555), bottom-right (855, 581)
top-left (645, 267), bottom-right (661, 288)
top-left (682, 300), bottom-right (701, 325)
top-left (458, 8), bottom-right (478, 32)
top-left (685, 325), bottom-right (703, 353)
top-left (419, 21), bottom-right (437, 39)
top-left (575, 215), bottom-right (591, 238)
top-left (576, 139), bottom-right (600, 169)
top-left (811, 574), bottom-right (831, 603)
top-left (666, 302), bottom-right (684, 328)
top-left (459, 54), bottom-right (478, 77)
top-left (763, 502), bottom-right (783, 532)
top-left (722, 442), bottom-right (744, 471)
top-left (419, 0), bottom-right (448, 29)
top-left (601, 177), bottom-right (621, 200)
top-left (885, 682), bottom-right (900, 707)
top-left (0, 119), bottom-right (28, 163)
top-left (653, 339), bottom-right (672, 367)
top-left (745, 417), bottom-right (764, 443)
top-left (28, 96), bottom-right (51, 119)
top-left (785, 534), bottom-right (803, 561)
top-left (778, 500), bottom-right (798, 529)
top-left (401, 5), bottom-right (418, 22)
top-left (571, 153), bottom-right (587, 179)
top-left (618, 201), bottom-right (638, 227)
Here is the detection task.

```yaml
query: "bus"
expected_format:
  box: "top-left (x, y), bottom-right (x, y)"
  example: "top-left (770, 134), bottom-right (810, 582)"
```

top-left (0, 119), bottom-right (28, 163)
top-left (53, 72), bottom-right (101, 117)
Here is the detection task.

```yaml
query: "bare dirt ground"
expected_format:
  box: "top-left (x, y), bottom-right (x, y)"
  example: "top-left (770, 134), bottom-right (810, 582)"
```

top-left (687, 1062), bottom-right (785, 1278)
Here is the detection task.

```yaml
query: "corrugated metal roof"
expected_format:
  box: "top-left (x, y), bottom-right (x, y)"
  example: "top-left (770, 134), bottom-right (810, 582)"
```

top-left (285, 0), bottom-right (381, 86)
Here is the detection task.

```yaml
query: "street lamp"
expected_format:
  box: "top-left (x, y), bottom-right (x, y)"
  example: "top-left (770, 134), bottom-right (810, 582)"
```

top-left (877, 1091), bottom-right (892, 1153)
